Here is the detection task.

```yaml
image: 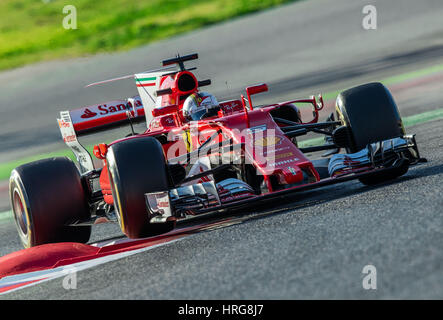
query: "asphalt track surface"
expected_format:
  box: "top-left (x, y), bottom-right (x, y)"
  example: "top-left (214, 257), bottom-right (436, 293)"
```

top-left (1, 0), bottom-right (443, 299)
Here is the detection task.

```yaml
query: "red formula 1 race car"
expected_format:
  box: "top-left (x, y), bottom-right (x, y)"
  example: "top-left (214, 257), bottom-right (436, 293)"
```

top-left (9, 53), bottom-right (425, 248)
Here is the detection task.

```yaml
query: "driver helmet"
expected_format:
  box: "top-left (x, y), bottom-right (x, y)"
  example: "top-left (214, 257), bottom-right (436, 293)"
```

top-left (183, 92), bottom-right (220, 121)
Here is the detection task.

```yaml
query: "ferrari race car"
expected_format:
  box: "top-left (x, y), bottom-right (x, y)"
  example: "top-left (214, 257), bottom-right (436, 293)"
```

top-left (9, 53), bottom-right (425, 248)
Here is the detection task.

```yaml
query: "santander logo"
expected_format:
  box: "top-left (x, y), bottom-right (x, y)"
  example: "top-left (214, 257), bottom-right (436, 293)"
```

top-left (81, 108), bottom-right (98, 119)
top-left (79, 100), bottom-right (143, 120)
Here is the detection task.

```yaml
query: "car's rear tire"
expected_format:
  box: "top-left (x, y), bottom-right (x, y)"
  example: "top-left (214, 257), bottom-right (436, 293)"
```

top-left (106, 137), bottom-right (175, 239)
top-left (336, 82), bottom-right (408, 185)
top-left (9, 158), bottom-right (91, 248)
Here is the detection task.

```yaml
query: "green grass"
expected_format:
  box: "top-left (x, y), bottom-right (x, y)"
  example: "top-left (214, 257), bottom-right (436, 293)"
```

top-left (0, 0), bottom-right (296, 71)
top-left (310, 62), bottom-right (443, 104)
top-left (0, 148), bottom-right (81, 180)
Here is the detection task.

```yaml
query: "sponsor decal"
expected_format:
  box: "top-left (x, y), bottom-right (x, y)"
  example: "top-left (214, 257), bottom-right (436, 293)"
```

top-left (164, 117), bottom-right (175, 125)
top-left (146, 191), bottom-right (171, 216)
top-left (75, 99), bottom-right (143, 122)
top-left (63, 135), bottom-right (77, 143)
top-left (254, 136), bottom-right (282, 147)
top-left (199, 95), bottom-right (212, 107)
top-left (150, 119), bottom-right (160, 129)
top-left (183, 130), bottom-right (193, 153)
top-left (151, 116), bottom-right (175, 129)
top-left (70, 145), bottom-right (82, 153)
top-left (81, 108), bottom-right (97, 119)
top-left (157, 201), bottom-right (169, 209)
top-left (97, 103), bottom-right (128, 115)
top-left (288, 166), bottom-right (297, 175)
top-left (266, 152), bottom-right (294, 162)
top-left (267, 158), bottom-right (297, 167)
top-left (268, 152), bottom-right (294, 161)
top-left (220, 100), bottom-right (243, 114)
top-left (57, 119), bottom-right (71, 128)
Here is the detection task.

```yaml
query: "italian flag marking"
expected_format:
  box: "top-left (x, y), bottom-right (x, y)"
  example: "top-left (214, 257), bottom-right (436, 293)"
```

top-left (135, 76), bottom-right (156, 87)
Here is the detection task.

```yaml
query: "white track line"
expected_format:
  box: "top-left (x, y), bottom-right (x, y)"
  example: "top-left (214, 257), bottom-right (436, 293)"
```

top-left (0, 237), bottom-right (186, 295)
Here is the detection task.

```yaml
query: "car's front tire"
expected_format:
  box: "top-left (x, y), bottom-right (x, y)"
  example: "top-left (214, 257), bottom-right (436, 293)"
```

top-left (9, 157), bottom-right (91, 248)
top-left (106, 137), bottom-right (175, 239)
top-left (336, 82), bottom-right (408, 185)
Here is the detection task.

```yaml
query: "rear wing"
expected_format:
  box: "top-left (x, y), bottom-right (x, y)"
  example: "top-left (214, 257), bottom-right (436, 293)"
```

top-left (60, 53), bottom-right (201, 173)
top-left (57, 95), bottom-right (143, 173)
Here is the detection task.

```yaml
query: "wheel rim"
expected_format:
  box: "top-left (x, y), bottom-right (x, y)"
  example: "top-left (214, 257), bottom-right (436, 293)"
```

top-left (12, 187), bottom-right (31, 246)
top-left (13, 189), bottom-right (27, 234)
